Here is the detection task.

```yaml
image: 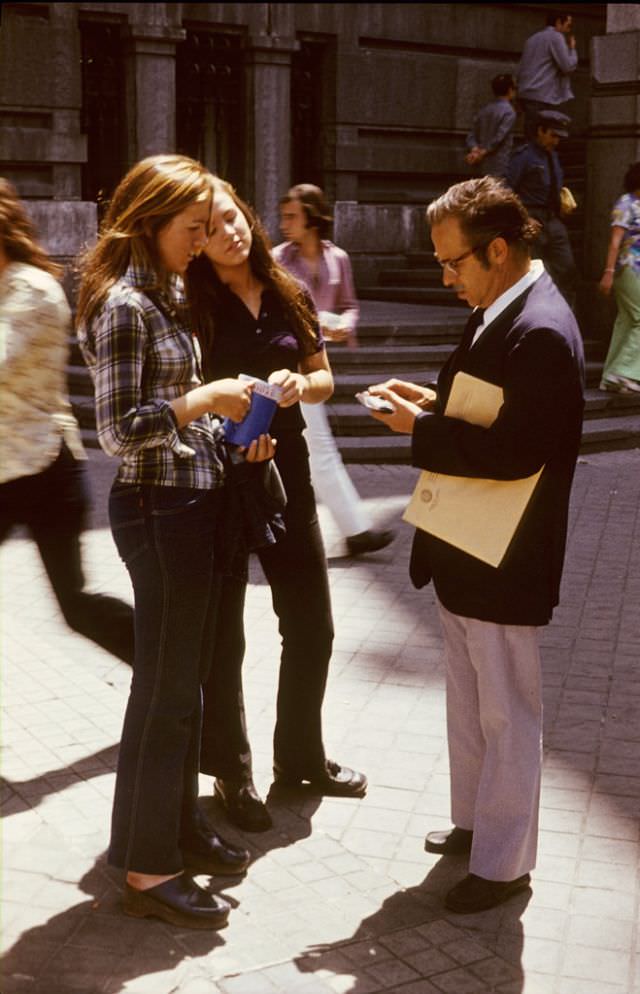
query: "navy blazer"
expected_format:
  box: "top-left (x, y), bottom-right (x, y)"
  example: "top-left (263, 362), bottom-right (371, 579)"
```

top-left (410, 270), bottom-right (584, 626)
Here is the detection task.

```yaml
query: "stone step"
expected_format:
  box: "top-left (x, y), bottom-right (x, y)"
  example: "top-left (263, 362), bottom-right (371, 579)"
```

top-left (329, 359), bottom-right (605, 394)
top-left (336, 415), bottom-right (640, 463)
top-left (379, 268), bottom-right (442, 287)
top-left (330, 343), bottom-right (455, 370)
top-left (359, 285), bottom-right (460, 305)
top-left (328, 389), bottom-right (640, 434)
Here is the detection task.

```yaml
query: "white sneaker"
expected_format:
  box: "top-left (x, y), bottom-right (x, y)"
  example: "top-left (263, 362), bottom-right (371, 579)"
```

top-left (599, 374), bottom-right (640, 394)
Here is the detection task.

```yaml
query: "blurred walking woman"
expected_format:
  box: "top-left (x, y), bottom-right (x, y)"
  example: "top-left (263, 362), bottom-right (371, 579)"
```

top-left (77, 155), bottom-right (262, 929)
top-left (187, 176), bottom-right (366, 835)
top-left (599, 161), bottom-right (640, 394)
top-left (0, 179), bottom-right (133, 663)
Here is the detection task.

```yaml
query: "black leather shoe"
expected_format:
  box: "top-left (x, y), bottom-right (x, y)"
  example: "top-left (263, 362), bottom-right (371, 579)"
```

top-left (445, 872), bottom-right (531, 914)
top-left (182, 829), bottom-right (250, 876)
top-left (273, 759), bottom-right (367, 797)
top-left (346, 529), bottom-right (394, 557)
top-left (214, 778), bottom-right (273, 833)
top-left (425, 826), bottom-right (473, 855)
top-left (123, 874), bottom-right (230, 929)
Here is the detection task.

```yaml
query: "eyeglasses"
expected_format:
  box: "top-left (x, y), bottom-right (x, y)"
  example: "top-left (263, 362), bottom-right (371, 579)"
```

top-left (435, 236), bottom-right (498, 277)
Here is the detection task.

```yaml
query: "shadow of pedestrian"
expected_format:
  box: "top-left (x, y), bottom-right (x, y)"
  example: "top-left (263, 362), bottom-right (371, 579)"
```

top-left (1, 745), bottom-right (120, 818)
top-left (1, 854), bottom-right (230, 994)
top-left (293, 855), bottom-right (529, 993)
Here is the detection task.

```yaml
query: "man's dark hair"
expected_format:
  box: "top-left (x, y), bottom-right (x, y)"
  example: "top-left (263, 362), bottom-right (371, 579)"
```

top-left (280, 183), bottom-right (333, 238)
top-left (546, 11), bottom-right (571, 26)
top-left (491, 74), bottom-right (515, 97)
top-left (426, 177), bottom-right (541, 266)
top-left (623, 162), bottom-right (640, 193)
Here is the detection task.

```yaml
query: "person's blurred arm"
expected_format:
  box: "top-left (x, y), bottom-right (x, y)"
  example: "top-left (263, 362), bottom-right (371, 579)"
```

top-left (549, 29), bottom-right (578, 75)
top-left (598, 225), bottom-right (625, 296)
top-left (331, 249), bottom-right (360, 346)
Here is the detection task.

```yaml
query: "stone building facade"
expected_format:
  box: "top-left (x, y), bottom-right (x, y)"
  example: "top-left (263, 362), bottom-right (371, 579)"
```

top-left (2, 2), bottom-right (636, 333)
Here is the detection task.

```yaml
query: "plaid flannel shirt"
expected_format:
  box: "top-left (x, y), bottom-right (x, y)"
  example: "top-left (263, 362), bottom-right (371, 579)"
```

top-left (78, 266), bottom-right (224, 489)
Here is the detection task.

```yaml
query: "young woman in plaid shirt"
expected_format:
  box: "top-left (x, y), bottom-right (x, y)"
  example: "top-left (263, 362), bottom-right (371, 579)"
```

top-left (77, 155), bottom-right (273, 929)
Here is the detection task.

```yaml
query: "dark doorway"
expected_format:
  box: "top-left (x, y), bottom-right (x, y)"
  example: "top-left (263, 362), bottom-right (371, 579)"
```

top-left (79, 18), bottom-right (126, 217)
top-left (291, 37), bottom-right (335, 198)
top-left (176, 27), bottom-right (246, 192)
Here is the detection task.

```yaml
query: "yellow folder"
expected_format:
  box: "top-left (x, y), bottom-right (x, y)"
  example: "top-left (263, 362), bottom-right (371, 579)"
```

top-left (403, 371), bottom-right (543, 567)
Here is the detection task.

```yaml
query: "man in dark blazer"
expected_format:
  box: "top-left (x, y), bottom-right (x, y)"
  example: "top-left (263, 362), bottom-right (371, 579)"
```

top-left (369, 177), bottom-right (584, 914)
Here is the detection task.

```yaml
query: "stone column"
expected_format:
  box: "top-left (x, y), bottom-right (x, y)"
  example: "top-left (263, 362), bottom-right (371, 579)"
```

top-left (245, 6), bottom-right (297, 240)
top-left (124, 9), bottom-right (185, 162)
top-left (0, 3), bottom-right (94, 268)
top-left (585, 4), bottom-right (640, 339)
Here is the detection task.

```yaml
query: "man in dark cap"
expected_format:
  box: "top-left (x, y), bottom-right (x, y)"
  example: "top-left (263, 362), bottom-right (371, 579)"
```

top-left (507, 109), bottom-right (577, 304)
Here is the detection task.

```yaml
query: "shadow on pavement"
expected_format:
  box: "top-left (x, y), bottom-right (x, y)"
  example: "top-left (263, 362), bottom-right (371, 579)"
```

top-left (2, 788), bottom-right (322, 994)
top-left (1, 855), bottom-right (228, 994)
top-left (0, 744), bottom-right (120, 818)
top-left (294, 855), bottom-right (528, 993)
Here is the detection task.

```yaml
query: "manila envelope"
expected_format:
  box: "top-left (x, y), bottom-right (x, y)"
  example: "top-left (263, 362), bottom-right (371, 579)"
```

top-left (403, 371), bottom-right (543, 567)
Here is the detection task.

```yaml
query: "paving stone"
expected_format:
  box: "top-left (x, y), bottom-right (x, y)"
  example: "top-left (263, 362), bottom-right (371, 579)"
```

top-left (3, 451), bottom-right (640, 993)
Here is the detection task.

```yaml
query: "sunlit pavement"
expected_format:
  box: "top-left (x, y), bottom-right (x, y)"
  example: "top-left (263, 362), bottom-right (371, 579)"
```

top-left (2, 447), bottom-right (640, 994)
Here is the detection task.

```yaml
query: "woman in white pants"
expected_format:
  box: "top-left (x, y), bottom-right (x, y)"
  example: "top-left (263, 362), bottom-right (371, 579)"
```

top-left (274, 184), bottom-right (393, 555)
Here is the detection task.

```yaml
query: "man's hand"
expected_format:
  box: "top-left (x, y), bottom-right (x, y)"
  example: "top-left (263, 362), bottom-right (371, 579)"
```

top-left (465, 146), bottom-right (486, 166)
top-left (366, 385), bottom-right (422, 434)
top-left (370, 378), bottom-right (437, 410)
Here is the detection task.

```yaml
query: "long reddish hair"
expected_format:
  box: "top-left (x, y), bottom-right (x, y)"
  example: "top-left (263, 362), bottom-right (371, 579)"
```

top-left (0, 178), bottom-right (61, 277)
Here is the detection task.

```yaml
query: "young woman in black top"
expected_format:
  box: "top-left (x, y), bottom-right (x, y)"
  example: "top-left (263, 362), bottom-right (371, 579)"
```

top-left (187, 177), bottom-right (367, 831)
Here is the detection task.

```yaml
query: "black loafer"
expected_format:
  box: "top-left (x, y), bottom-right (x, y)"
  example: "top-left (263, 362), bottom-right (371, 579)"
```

top-left (445, 872), bottom-right (531, 914)
top-left (425, 826), bottom-right (473, 855)
top-left (123, 874), bottom-right (230, 929)
top-left (273, 759), bottom-right (368, 798)
top-left (182, 829), bottom-right (250, 876)
top-left (214, 778), bottom-right (273, 833)
top-left (346, 529), bottom-right (394, 556)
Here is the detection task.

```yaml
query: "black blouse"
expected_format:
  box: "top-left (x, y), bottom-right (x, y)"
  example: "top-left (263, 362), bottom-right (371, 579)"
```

top-left (203, 284), bottom-right (324, 435)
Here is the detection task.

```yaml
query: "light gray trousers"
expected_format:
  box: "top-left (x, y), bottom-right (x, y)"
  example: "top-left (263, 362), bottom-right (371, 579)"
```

top-left (437, 600), bottom-right (543, 881)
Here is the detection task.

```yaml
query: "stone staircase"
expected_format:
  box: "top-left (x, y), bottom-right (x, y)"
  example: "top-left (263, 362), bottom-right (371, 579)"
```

top-left (326, 299), bottom-right (640, 463)
top-left (69, 298), bottom-right (640, 461)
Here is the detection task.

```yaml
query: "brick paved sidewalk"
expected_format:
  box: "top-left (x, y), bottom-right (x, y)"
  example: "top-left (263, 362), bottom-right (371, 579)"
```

top-left (2, 449), bottom-right (639, 994)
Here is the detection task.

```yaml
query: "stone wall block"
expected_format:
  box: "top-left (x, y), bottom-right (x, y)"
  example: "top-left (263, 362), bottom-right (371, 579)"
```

top-left (0, 128), bottom-right (86, 163)
top-left (591, 32), bottom-right (640, 85)
top-left (338, 52), bottom-right (456, 127)
top-left (24, 201), bottom-right (97, 257)
top-left (334, 203), bottom-right (428, 254)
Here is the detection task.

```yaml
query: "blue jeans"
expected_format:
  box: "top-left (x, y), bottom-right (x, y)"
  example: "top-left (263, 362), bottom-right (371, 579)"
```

top-left (108, 482), bottom-right (223, 874)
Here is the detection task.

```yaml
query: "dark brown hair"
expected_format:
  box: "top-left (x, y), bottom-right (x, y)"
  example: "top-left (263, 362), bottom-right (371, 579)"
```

top-left (546, 11), bottom-right (571, 26)
top-left (280, 183), bottom-right (333, 239)
top-left (186, 177), bottom-right (319, 360)
top-left (624, 162), bottom-right (640, 193)
top-left (76, 154), bottom-right (212, 328)
top-left (426, 177), bottom-right (540, 265)
top-left (0, 178), bottom-right (61, 277)
top-left (491, 73), bottom-right (515, 97)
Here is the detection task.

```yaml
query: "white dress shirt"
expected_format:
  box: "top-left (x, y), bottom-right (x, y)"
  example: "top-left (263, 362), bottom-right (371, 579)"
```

top-left (471, 259), bottom-right (544, 346)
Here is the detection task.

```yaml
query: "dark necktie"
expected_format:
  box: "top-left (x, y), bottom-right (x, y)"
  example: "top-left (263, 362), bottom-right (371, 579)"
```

top-left (546, 152), bottom-right (560, 214)
top-left (465, 307), bottom-right (485, 345)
